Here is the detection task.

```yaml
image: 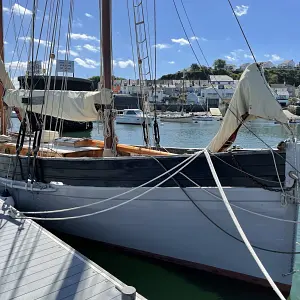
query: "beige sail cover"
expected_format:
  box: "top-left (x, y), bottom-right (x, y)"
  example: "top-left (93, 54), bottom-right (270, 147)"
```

top-left (0, 59), bottom-right (15, 89)
top-left (208, 63), bottom-right (288, 152)
top-left (0, 59), bottom-right (15, 129)
top-left (4, 89), bottom-right (101, 121)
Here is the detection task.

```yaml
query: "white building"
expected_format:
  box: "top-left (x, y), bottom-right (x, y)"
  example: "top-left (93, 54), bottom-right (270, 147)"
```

top-left (271, 87), bottom-right (289, 106)
top-left (278, 59), bottom-right (295, 69)
top-left (262, 61), bottom-right (275, 69)
top-left (200, 84), bottom-right (235, 107)
top-left (209, 75), bottom-right (234, 85)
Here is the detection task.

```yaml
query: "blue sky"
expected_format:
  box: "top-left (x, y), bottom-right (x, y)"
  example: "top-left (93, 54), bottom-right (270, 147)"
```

top-left (3, 0), bottom-right (300, 81)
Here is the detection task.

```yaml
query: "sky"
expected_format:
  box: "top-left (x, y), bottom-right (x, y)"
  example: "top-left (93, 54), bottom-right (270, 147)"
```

top-left (2, 0), bottom-right (300, 82)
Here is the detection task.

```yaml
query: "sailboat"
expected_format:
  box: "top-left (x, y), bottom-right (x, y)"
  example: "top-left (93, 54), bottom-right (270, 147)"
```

top-left (193, 99), bottom-right (214, 121)
top-left (159, 71), bottom-right (193, 123)
top-left (0, 0), bottom-right (299, 294)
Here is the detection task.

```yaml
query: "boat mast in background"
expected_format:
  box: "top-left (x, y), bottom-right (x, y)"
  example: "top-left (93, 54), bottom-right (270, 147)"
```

top-left (0, 0), bottom-right (7, 135)
top-left (101, 0), bottom-right (116, 156)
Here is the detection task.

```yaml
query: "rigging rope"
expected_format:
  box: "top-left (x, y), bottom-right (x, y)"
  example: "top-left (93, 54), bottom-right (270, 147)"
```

top-left (204, 149), bottom-right (286, 300)
top-left (174, 0), bottom-right (298, 177)
top-left (153, 0), bottom-right (160, 148)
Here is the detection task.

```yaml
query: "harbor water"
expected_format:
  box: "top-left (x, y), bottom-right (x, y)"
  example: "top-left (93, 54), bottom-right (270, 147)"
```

top-left (10, 118), bottom-right (298, 299)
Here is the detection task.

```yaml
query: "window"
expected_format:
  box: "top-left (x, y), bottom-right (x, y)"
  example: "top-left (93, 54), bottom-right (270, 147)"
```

top-left (125, 110), bottom-right (137, 115)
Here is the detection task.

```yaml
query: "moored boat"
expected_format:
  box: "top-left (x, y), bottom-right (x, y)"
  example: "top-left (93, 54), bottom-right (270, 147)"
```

top-left (116, 109), bottom-right (153, 125)
top-left (0, 0), bottom-right (298, 296)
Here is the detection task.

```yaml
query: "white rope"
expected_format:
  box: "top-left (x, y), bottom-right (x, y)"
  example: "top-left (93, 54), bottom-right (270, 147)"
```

top-left (179, 172), bottom-right (300, 224)
top-left (14, 150), bottom-right (204, 220)
top-left (203, 149), bottom-right (285, 300)
top-left (19, 151), bottom-right (201, 215)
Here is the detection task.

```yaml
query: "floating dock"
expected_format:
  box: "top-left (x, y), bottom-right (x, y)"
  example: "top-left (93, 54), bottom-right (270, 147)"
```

top-left (0, 199), bottom-right (146, 300)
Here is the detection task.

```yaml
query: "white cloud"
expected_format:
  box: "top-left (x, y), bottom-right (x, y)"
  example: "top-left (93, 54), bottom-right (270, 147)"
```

top-left (153, 43), bottom-right (171, 49)
top-left (234, 5), bottom-right (249, 17)
top-left (69, 33), bottom-right (100, 42)
top-left (3, 7), bottom-right (10, 13)
top-left (74, 58), bottom-right (99, 69)
top-left (225, 55), bottom-right (236, 62)
top-left (85, 13), bottom-right (93, 18)
top-left (4, 41), bottom-right (8, 45)
top-left (114, 59), bottom-right (135, 68)
top-left (264, 54), bottom-right (282, 62)
top-left (190, 36), bottom-right (208, 42)
top-left (168, 61), bottom-right (175, 64)
top-left (83, 44), bottom-right (100, 52)
top-left (75, 45), bottom-right (83, 51)
top-left (58, 49), bottom-right (79, 57)
top-left (224, 49), bottom-right (254, 63)
top-left (11, 3), bottom-right (32, 16)
top-left (5, 61), bottom-right (28, 71)
top-left (171, 38), bottom-right (189, 46)
top-left (73, 18), bottom-right (83, 28)
top-left (19, 36), bottom-right (50, 47)
top-left (244, 54), bottom-right (254, 60)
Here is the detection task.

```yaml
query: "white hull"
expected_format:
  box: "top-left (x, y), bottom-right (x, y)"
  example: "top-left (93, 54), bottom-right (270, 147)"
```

top-left (193, 116), bottom-right (214, 122)
top-left (160, 116), bottom-right (193, 123)
top-left (4, 179), bottom-right (296, 290)
top-left (115, 116), bottom-right (152, 125)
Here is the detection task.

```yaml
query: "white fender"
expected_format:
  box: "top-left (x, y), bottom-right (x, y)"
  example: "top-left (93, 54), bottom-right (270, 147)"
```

top-left (1, 189), bottom-right (15, 208)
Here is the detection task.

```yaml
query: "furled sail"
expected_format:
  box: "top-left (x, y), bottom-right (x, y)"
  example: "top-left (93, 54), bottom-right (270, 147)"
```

top-left (207, 63), bottom-right (289, 152)
top-left (0, 59), bottom-right (15, 89)
top-left (4, 89), bottom-right (101, 122)
top-left (0, 59), bottom-right (15, 129)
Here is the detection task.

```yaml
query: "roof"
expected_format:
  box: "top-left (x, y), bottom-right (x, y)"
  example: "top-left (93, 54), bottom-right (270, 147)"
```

top-left (209, 75), bottom-right (234, 82)
top-left (278, 59), bottom-right (294, 65)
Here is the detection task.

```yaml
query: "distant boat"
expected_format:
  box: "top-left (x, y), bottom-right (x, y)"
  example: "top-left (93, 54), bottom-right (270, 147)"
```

top-left (193, 115), bottom-right (214, 122)
top-left (10, 110), bottom-right (18, 118)
top-left (160, 112), bottom-right (193, 123)
top-left (115, 109), bottom-right (153, 125)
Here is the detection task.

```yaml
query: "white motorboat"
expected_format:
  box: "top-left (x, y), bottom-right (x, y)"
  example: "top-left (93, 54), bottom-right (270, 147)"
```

top-left (116, 109), bottom-right (153, 125)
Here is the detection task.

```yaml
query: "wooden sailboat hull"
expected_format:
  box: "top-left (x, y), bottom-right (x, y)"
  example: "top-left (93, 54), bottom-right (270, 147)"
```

top-left (0, 150), bottom-right (285, 188)
top-left (0, 149), bottom-right (296, 292)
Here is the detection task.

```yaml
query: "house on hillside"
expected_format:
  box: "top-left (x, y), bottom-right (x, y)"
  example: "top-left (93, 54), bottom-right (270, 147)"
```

top-left (239, 63), bottom-right (250, 70)
top-left (200, 84), bottom-right (235, 108)
top-left (261, 61), bottom-right (275, 69)
top-left (277, 60), bottom-right (295, 69)
top-left (224, 64), bottom-right (236, 71)
top-left (209, 75), bottom-right (234, 85)
top-left (271, 84), bottom-right (295, 97)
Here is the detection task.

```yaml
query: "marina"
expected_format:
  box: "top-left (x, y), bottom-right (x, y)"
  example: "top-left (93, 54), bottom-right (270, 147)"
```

top-left (0, 198), bottom-right (145, 300)
top-left (1, 0), bottom-right (300, 299)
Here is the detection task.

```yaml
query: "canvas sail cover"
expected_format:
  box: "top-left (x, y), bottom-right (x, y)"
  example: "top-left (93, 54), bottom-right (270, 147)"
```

top-left (207, 63), bottom-right (288, 152)
top-left (4, 89), bottom-right (101, 121)
top-left (0, 59), bottom-right (15, 89)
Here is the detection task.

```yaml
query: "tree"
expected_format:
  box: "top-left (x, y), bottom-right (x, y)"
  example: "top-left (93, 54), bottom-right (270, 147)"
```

top-left (190, 63), bottom-right (200, 72)
top-left (213, 59), bottom-right (226, 70)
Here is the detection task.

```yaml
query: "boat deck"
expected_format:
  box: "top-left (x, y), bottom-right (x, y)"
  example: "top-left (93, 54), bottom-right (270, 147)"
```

top-left (0, 199), bottom-right (146, 300)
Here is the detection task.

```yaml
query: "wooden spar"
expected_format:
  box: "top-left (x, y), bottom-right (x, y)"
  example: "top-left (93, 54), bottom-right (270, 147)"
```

top-left (88, 140), bottom-right (176, 156)
top-left (101, 0), bottom-right (114, 154)
top-left (0, 0), bottom-right (6, 135)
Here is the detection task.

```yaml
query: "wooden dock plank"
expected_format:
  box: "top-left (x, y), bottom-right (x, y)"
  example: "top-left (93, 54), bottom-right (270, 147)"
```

top-left (0, 200), bottom-right (146, 300)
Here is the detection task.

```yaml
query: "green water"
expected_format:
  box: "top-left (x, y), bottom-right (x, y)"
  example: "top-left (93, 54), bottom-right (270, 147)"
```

top-left (54, 231), bottom-right (278, 300)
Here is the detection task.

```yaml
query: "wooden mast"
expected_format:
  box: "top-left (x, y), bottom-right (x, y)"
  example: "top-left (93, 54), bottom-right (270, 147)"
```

top-left (101, 0), bottom-right (115, 156)
top-left (0, 0), bottom-right (7, 135)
